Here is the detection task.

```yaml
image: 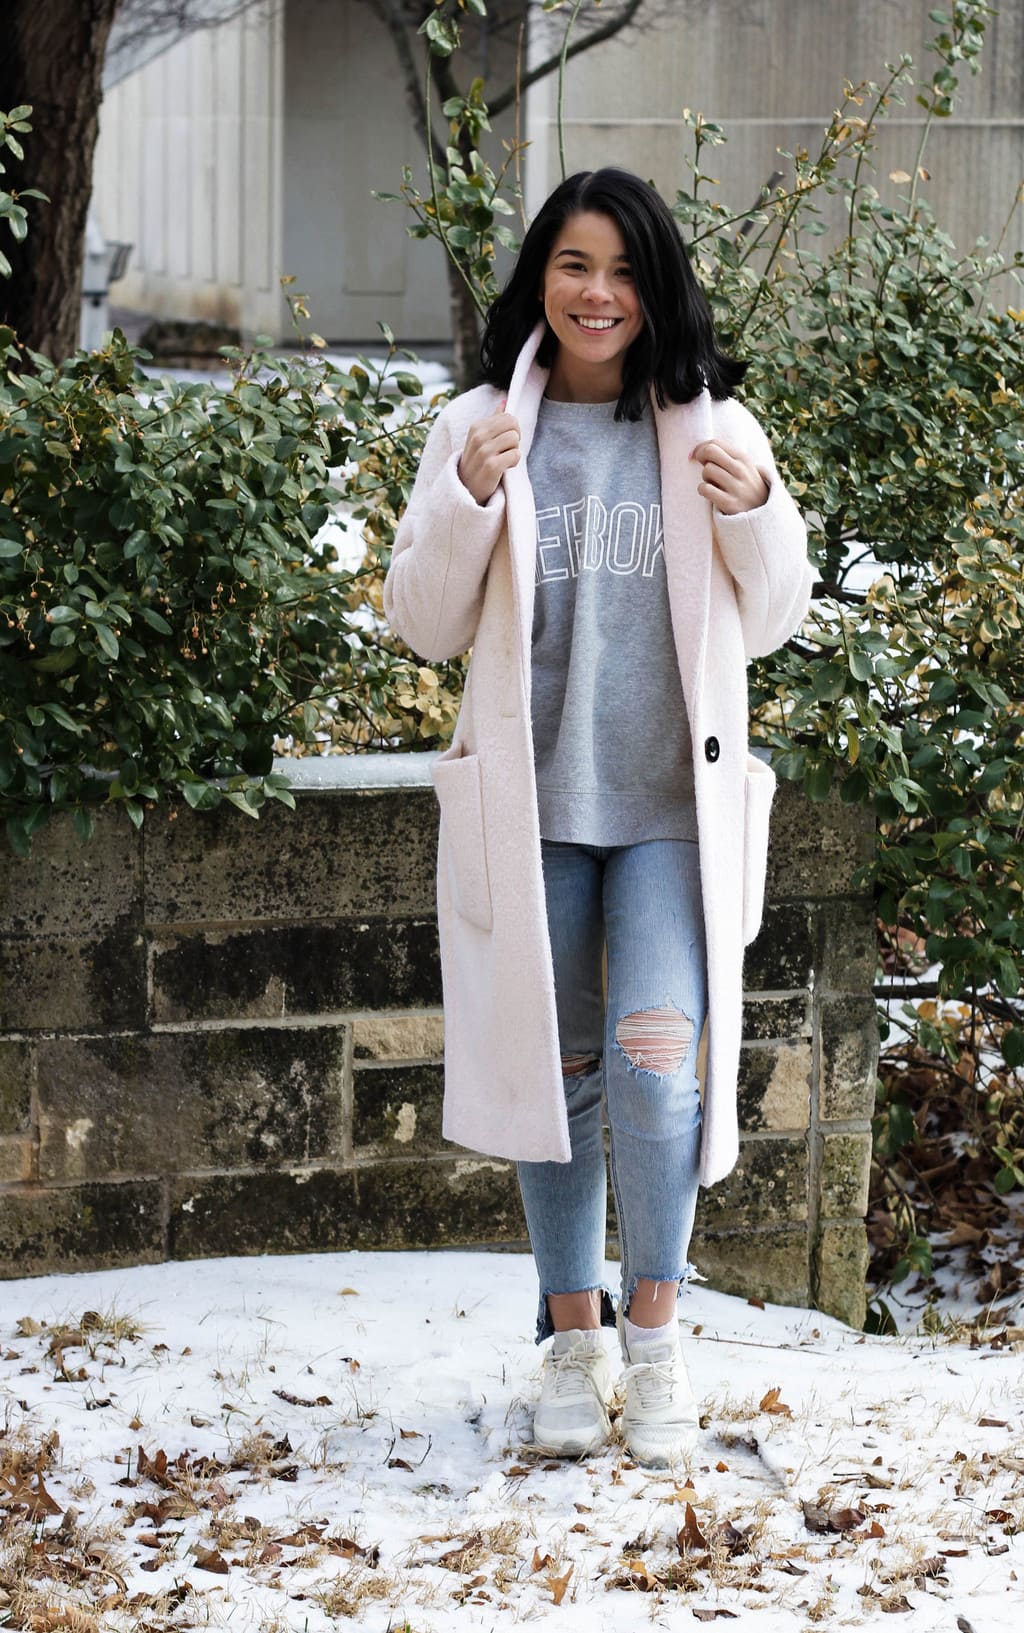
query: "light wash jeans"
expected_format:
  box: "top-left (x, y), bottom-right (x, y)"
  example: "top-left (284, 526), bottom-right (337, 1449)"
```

top-left (517, 838), bottom-right (707, 1343)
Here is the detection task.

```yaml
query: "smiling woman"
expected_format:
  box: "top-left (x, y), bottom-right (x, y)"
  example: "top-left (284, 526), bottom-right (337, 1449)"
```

top-left (383, 166), bottom-right (815, 1470)
top-left (540, 212), bottom-right (644, 402)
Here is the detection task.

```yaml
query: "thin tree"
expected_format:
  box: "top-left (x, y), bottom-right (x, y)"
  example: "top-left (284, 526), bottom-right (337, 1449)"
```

top-left (0, 0), bottom-right (121, 359)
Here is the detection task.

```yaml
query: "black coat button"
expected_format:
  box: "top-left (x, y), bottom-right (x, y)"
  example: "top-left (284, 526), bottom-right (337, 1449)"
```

top-left (704, 735), bottom-right (720, 763)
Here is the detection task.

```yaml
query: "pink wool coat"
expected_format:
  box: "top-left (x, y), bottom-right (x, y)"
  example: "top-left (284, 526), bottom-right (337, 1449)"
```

top-left (384, 324), bottom-right (814, 1187)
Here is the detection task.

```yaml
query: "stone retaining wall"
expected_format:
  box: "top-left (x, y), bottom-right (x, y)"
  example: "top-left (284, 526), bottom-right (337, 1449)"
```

top-left (0, 759), bottom-right (877, 1325)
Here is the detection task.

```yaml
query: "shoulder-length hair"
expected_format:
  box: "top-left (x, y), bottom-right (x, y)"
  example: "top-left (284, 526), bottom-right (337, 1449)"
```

top-left (480, 167), bottom-right (746, 420)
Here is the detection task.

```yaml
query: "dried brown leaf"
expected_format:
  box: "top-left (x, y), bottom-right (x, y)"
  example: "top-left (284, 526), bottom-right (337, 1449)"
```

top-left (758, 1387), bottom-right (793, 1418)
top-left (192, 1545), bottom-right (230, 1575)
top-left (546, 1564), bottom-right (573, 1605)
top-left (678, 1502), bottom-right (709, 1552)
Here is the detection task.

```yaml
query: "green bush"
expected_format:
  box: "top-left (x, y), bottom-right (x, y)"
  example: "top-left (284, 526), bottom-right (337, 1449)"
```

top-left (0, 312), bottom-right (454, 853)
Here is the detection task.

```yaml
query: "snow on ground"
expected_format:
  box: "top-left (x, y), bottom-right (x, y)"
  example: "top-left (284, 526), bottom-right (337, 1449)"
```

top-left (1, 1252), bottom-right (1021, 1631)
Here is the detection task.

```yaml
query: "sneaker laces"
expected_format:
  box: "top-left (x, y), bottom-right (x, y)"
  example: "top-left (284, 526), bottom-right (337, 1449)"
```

top-left (622, 1355), bottom-right (683, 1411)
top-left (547, 1345), bottom-right (603, 1399)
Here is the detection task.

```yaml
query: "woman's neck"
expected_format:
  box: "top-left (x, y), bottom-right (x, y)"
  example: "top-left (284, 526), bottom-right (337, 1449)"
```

top-left (545, 354), bottom-right (623, 404)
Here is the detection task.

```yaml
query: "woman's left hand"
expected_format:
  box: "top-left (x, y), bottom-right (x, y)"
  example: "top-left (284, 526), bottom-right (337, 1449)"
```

top-left (692, 440), bottom-right (770, 514)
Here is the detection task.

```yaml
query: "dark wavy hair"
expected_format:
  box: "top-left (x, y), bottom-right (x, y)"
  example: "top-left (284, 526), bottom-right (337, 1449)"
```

top-left (480, 168), bottom-right (746, 421)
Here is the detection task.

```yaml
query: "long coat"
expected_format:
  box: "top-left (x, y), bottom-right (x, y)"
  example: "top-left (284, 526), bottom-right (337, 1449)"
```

top-left (384, 324), bottom-right (814, 1187)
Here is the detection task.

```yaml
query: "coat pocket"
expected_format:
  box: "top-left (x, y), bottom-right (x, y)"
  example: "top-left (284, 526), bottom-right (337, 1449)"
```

top-left (431, 748), bottom-right (493, 932)
top-left (742, 752), bottom-right (777, 946)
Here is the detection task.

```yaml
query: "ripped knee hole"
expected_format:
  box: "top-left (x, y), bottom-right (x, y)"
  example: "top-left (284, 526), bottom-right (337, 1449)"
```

top-left (561, 1052), bottom-right (600, 1077)
top-left (615, 1004), bottom-right (693, 1075)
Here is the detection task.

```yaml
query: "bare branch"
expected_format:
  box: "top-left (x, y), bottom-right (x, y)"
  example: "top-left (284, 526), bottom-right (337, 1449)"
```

top-left (487, 0), bottom-right (645, 119)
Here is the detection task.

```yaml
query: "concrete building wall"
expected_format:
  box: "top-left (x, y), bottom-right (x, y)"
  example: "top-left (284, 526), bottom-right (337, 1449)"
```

top-left (525, 0), bottom-right (1024, 265)
top-left (92, 0), bottom-right (521, 344)
top-left (92, 1), bottom-right (287, 336)
top-left (91, 0), bottom-right (1022, 345)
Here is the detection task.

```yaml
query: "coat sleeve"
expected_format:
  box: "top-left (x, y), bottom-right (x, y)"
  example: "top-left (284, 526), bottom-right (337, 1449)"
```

top-left (710, 402), bottom-right (816, 659)
top-left (382, 402), bottom-right (507, 662)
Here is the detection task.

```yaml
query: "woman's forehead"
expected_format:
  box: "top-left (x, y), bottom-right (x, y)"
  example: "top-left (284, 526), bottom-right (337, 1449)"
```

top-left (548, 211), bottom-right (629, 259)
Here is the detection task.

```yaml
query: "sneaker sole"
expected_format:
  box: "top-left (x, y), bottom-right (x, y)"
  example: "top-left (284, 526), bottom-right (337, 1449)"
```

top-left (532, 1415), bottom-right (611, 1457)
top-left (622, 1426), bottom-right (698, 1466)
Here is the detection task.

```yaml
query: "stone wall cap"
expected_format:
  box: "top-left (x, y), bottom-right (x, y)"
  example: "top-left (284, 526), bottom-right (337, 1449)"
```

top-left (272, 752), bottom-right (438, 791)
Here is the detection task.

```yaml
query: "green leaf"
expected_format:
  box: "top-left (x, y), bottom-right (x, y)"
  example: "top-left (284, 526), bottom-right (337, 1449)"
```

top-left (1002, 1028), bottom-right (1024, 1069)
top-left (138, 605), bottom-right (173, 635)
top-left (0, 537), bottom-right (22, 557)
top-left (42, 702), bottom-right (82, 734)
top-left (95, 624), bottom-right (119, 660)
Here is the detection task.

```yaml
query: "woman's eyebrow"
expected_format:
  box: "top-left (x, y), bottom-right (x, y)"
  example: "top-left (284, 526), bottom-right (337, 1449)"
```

top-left (553, 247), bottom-right (631, 261)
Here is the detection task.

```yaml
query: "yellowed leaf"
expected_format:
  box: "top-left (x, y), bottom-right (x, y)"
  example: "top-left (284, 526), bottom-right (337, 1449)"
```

top-left (545, 1564), bottom-right (573, 1605)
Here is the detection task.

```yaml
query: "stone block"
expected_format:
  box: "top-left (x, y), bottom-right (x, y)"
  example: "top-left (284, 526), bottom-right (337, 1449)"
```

top-left (36, 1025), bottom-right (349, 1181)
top-left (689, 1226), bottom-right (810, 1308)
top-left (352, 1012), bottom-right (444, 1061)
top-left (0, 1180), bottom-right (165, 1279)
top-left (1, 809), bottom-right (142, 938)
top-left (738, 1043), bottom-right (812, 1133)
top-left (695, 1137), bottom-right (808, 1230)
top-left (742, 904), bottom-right (816, 992)
top-left (0, 1138), bottom-right (34, 1183)
top-left (169, 1158), bottom-right (526, 1258)
top-left (820, 995), bottom-right (879, 1122)
top-left (767, 782), bottom-right (875, 901)
top-left (818, 898), bottom-right (878, 995)
top-left (0, 1041), bottom-right (32, 1135)
top-left (169, 1168), bottom-right (361, 1258)
top-left (352, 1064), bottom-right (445, 1156)
top-left (145, 790), bottom-right (438, 925)
top-left (741, 994), bottom-right (811, 1042)
top-left (150, 920), bottom-right (441, 1022)
top-left (819, 1131), bottom-right (872, 1218)
top-left (0, 928), bottom-right (147, 1031)
top-left (351, 1157), bottom-right (526, 1248)
top-left (813, 1222), bottom-right (869, 1329)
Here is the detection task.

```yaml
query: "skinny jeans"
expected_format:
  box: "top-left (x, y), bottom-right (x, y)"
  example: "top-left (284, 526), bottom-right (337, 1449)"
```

top-left (516, 837), bottom-right (707, 1343)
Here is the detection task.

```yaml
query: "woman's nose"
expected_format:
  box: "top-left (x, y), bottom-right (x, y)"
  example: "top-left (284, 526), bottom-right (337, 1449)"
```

top-left (582, 272), bottom-right (614, 302)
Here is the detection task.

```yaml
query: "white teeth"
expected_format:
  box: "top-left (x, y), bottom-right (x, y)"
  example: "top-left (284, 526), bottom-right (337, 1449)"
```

top-left (573, 316), bottom-right (618, 330)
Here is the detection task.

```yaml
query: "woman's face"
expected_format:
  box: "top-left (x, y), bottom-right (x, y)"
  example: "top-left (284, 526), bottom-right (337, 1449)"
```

top-left (540, 210), bottom-right (644, 395)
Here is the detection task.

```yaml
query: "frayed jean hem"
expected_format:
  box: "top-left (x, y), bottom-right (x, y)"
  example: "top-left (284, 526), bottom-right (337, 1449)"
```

top-left (535, 1286), bottom-right (617, 1346)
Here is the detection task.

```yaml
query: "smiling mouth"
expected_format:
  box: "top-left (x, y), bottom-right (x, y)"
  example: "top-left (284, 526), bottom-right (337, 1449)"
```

top-left (570, 316), bottom-right (622, 331)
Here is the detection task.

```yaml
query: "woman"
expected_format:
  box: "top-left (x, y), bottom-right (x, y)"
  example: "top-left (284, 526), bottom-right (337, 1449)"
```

top-left (383, 168), bottom-right (814, 1467)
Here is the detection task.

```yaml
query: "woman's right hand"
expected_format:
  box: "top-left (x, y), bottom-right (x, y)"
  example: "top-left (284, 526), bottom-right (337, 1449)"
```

top-left (457, 403), bottom-right (521, 505)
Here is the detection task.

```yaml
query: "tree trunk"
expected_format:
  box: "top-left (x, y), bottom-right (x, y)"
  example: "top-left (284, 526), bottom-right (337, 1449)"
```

top-left (0, 0), bottom-right (120, 360)
top-left (448, 258), bottom-right (484, 394)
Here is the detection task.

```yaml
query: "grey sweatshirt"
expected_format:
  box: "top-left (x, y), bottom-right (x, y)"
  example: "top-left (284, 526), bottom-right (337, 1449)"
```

top-left (528, 396), bottom-right (697, 845)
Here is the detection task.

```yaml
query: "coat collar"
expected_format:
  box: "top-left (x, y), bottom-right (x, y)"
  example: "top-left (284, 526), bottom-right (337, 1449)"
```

top-left (501, 323), bottom-right (716, 718)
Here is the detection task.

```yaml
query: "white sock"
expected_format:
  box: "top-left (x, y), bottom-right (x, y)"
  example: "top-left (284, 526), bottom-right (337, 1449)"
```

top-left (624, 1313), bottom-right (677, 1351)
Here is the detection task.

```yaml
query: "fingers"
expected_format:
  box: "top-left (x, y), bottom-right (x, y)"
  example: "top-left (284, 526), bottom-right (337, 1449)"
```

top-left (458, 408), bottom-right (522, 504)
top-left (692, 439), bottom-right (769, 513)
top-left (692, 439), bottom-right (745, 474)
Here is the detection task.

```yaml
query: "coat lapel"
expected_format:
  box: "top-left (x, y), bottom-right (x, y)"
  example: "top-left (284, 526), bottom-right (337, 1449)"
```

top-left (503, 323), bottom-right (549, 684)
top-left (654, 390), bottom-right (715, 727)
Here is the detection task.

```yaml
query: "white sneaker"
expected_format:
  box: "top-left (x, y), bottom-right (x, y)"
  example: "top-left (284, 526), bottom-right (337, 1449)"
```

top-left (532, 1328), bottom-right (612, 1456)
top-left (619, 1315), bottom-right (699, 1467)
